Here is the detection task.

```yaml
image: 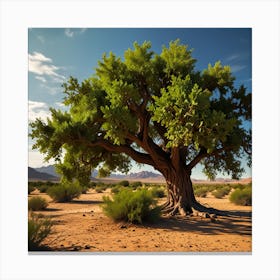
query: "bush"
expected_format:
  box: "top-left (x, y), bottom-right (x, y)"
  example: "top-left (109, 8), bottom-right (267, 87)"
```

top-left (28, 183), bottom-right (36, 194)
top-left (194, 187), bottom-right (208, 197)
top-left (151, 186), bottom-right (166, 198)
top-left (130, 181), bottom-right (142, 189)
top-left (28, 214), bottom-right (53, 251)
top-left (28, 196), bottom-right (48, 211)
top-left (95, 185), bottom-right (107, 193)
top-left (102, 188), bottom-right (160, 224)
top-left (37, 184), bottom-right (50, 193)
top-left (229, 187), bottom-right (252, 206)
top-left (47, 182), bottom-right (82, 202)
top-left (212, 186), bottom-right (231, 199)
top-left (111, 185), bottom-right (124, 194)
top-left (119, 180), bottom-right (130, 187)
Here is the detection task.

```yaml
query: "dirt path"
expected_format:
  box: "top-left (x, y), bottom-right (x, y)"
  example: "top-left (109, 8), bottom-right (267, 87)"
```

top-left (29, 189), bottom-right (252, 252)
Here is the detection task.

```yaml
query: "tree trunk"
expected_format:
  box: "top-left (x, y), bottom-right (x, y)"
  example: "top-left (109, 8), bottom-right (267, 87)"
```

top-left (161, 166), bottom-right (197, 216)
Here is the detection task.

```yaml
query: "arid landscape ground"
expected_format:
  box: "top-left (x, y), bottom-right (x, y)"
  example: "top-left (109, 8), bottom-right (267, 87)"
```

top-left (28, 183), bottom-right (252, 253)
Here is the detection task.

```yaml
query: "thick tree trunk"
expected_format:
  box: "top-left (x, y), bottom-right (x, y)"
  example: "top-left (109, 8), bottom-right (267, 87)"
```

top-left (161, 166), bottom-right (197, 216)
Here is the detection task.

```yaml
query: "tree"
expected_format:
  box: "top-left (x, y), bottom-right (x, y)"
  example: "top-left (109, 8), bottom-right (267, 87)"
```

top-left (30, 40), bottom-right (251, 216)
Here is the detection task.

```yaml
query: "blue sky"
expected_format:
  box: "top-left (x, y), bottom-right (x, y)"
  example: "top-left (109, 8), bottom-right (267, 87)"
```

top-left (28, 28), bottom-right (252, 179)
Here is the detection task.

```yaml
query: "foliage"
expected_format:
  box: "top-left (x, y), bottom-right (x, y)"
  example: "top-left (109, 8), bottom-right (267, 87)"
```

top-left (194, 187), bottom-right (208, 197)
top-left (151, 186), bottom-right (166, 198)
top-left (102, 188), bottom-right (160, 223)
top-left (119, 180), bottom-right (130, 187)
top-left (95, 185), bottom-right (107, 193)
top-left (229, 187), bottom-right (252, 206)
top-left (30, 40), bottom-right (251, 186)
top-left (47, 181), bottom-right (82, 202)
top-left (110, 185), bottom-right (125, 194)
top-left (28, 183), bottom-right (36, 194)
top-left (130, 181), bottom-right (142, 189)
top-left (212, 186), bottom-right (231, 198)
top-left (28, 213), bottom-right (53, 251)
top-left (28, 196), bottom-right (49, 211)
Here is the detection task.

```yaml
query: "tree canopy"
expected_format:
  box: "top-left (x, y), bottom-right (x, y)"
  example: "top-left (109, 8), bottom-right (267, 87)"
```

top-left (30, 40), bottom-right (251, 185)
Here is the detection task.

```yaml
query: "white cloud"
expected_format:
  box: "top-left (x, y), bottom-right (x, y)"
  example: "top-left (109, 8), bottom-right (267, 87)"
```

top-left (28, 51), bottom-right (65, 80)
top-left (230, 64), bottom-right (247, 73)
top-left (28, 149), bottom-right (55, 168)
top-left (28, 100), bottom-right (50, 122)
top-left (65, 28), bottom-right (74, 37)
top-left (225, 54), bottom-right (240, 62)
top-left (65, 28), bottom-right (87, 38)
top-left (35, 76), bottom-right (46, 83)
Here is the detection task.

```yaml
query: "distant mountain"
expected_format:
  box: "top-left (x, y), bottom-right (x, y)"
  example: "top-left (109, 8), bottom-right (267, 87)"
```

top-left (127, 171), bottom-right (163, 179)
top-left (28, 167), bottom-right (58, 181)
top-left (35, 165), bottom-right (59, 177)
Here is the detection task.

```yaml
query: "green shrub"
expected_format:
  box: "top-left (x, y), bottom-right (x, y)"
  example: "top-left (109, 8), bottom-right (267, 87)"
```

top-left (28, 196), bottom-right (49, 211)
top-left (111, 185), bottom-right (124, 194)
top-left (212, 186), bottom-right (231, 198)
top-left (102, 188), bottom-right (160, 224)
top-left (37, 184), bottom-right (50, 193)
top-left (151, 186), bottom-right (166, 198)
top-left (119, 180), bottom-right (130, 187)
top-left (130, 181), bottom-right (142, 189)
top-left (229, 187), bottom-right (252, 206)
top-left (194, 187), bottom-right (208, 197)
top-left (28, 213), bottom-right (53, 251)
top-left (28, 183), bottom-right (36, 194)
top-left (47, 182), bottom-right (81, 202)
top-left (95, 185), bottom-right (107, 193)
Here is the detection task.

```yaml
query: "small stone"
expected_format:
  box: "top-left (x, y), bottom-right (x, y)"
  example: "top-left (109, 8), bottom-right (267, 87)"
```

top-left (119, 224), bottom-right (127, 229)
top-left (85, 245), bottom-right (91, 249)
top-left (83, 214), bottom-right (86, 217)
top-left (205, 213), bottom-right (210, 218)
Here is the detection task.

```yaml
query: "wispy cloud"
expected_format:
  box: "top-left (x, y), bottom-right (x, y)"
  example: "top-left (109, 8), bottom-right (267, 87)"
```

top-left (28, 100), bottom-right (50, 122)
top-left (230, 65), bottom-right (247, 73)
top-left (35, 76), bottom-right (47, 83)
top-left (65, 28), bottom-right (87, 38)
top-left (225, 54), bottom-right (240, 62)
top-left (28, 52), bottom-right (65, 80)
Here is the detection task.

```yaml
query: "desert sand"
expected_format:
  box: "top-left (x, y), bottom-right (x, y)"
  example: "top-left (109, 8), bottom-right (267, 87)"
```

top-left (29, 189), bottom-right (252, 253)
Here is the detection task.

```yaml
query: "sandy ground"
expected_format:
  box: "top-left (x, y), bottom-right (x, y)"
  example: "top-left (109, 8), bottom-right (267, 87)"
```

top-left (29, 189), bottom-right (252, 253)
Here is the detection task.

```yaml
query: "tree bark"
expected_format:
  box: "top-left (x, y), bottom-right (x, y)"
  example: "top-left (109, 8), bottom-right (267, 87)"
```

top-left (161, 166), bottom-right (197, 216)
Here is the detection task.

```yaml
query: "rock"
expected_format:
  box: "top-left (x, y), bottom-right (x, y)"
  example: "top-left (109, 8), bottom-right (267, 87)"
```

top-left (210, 214), bottom-right (217, 218)
top-left (83, 214), bottom-right (86, 217)
top-left (85, 245), bottom-right (91, 249)
top-left (205, 213), bottom-right (210, 218)
top-left (119, 224), bottom-right (127, 229)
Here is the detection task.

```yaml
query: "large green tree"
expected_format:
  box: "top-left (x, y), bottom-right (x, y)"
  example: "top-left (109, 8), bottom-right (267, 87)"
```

top-left (30, 40), bottom-right (251, 216)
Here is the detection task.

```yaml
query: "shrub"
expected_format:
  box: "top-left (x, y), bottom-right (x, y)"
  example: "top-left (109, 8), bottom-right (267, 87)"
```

top-left (212, 186), bottom-right (231, 198)
top-left (28, 213), bottom-right (53, 251)
top-left (130, 181), bottom-right (142, 189)
top-left (102, 188), bottom-right (160, 224)
top-left (229, 187), bottom-right (252, 206)
top-left (47, 182), bottom-right (82, 202)
top-left (194, 187), bottom-right (208, 197)
top-left (28, 183), bottom-right (36, 194)
top-left (111, 185), bottom-right (124, 194)
top-left (95, 185), bottom-right (107, 193)
top-left (37, 184), bottom-right (50, 193)
top-left (151, 186), bottom-right (166, 198)
top-left (28, 196), bottom-right (49, 211)
top-left (119, 180), bottom-right (130, 187)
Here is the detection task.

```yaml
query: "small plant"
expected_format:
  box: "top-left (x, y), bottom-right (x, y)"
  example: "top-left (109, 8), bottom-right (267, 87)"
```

top-left (119, 180), bottom-right (130, 187)
top-left (212, 186), bottom-right (231, 199)
top-left (95, 185), bottom-right (107, 193)
top-left (28, 183), bottom-right (36, 194)
top-left (130, 181), bottom-right (142, 189)
top-left (28, 196), bottom-right (49, 211)
top-left (102, 188), bottom-right (160, 224)
top-left (229, 187), bottom-right (252, 206)
top-left (47, 182), bottom-right (82, 202)
top-left (151, 186), bottom-right (166, 198)
top-left (28, 213), bottom-right (53, 251)
top-left (194, 187), bottom-right (208, 197)
top-left (111, 185), bottom-right (124, 194)
top-left (37, 184), bottom-right (50, 193)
